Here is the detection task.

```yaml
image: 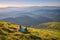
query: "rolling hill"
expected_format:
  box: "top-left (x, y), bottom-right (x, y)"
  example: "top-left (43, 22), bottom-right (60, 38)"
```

top-left (2, 15), bottom-right (52, 26)
top-left (0, 6), bottom-right (60, 26)
top-left (0, 21), bottom-right (60, 40)
top-left (34, 22), bottom-right (60, 30)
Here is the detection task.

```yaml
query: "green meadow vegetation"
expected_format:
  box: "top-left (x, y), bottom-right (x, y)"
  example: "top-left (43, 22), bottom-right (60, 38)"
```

top-left (0, 21), bottom-right (60, 40)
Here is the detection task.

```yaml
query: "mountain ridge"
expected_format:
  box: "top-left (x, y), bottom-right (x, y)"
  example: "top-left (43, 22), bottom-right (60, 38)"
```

top-left (34, 22), bottom-right (60, 30)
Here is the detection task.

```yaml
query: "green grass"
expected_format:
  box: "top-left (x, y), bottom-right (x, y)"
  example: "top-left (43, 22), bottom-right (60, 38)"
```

top-left (35, 22), bottom-right (60, 30)
top-left (0, 21), bottom-right (60, 40)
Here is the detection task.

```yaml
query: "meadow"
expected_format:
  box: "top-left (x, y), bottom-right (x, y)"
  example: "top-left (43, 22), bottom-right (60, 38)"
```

top-left (0, 21), bottom-right (60, 40)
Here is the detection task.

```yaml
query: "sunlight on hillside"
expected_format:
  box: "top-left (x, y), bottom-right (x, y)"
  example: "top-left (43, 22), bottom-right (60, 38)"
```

top-left (0, 21), bottom-right (60, 40)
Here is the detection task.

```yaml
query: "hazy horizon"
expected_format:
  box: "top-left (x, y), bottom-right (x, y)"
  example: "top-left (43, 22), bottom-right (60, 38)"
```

top-left (0, 0), bottom-right (60, 8)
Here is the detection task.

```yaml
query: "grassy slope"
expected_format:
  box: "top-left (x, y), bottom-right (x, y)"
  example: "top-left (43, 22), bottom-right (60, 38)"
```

top-left (35, 22), bottom-right (60, 30)
top-left (0, 21), bottom-right (60, 40)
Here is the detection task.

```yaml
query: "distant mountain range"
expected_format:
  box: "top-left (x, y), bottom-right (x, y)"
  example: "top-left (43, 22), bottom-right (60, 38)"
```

top-left (2, 15), bottom-right (53, 26)
top-left (0, 6), bottom-right (60, 26)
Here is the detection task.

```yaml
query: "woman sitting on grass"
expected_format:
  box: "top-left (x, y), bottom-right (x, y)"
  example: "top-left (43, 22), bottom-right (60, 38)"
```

top-left (18, 25), bottom-right (29, 33)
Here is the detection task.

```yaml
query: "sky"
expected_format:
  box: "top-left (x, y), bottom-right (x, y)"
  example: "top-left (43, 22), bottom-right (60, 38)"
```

top-left (0, 0), bottom-right (60, 7)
